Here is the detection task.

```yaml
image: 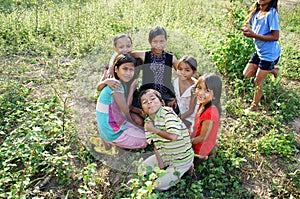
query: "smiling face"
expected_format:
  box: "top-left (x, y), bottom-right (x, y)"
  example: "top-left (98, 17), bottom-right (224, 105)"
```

top-left (195, 80), bottom-right (214, 106)
top-left (115, 62), bottom-right (135, 83)
top-left (149, 35), bottom-right (167, 56)
top-left (140, 91), bottom-right (163, 118)
top-left (114, 36), bottom-right (133, 54)
top-left (177, 61), bottom-right (195, 81)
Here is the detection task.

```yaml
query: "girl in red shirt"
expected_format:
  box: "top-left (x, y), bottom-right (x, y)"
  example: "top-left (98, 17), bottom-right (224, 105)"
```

top-left (191, 73), bottom-right (222, 160)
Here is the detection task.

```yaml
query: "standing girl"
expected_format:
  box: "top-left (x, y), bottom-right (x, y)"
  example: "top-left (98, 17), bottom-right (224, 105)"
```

top-left (241, 0), bottom-right (280, 111)
top-left (191, 73), bottom-right (222, 160)
top-left (131, 26), bottom-right (179, 113)
top-left (173, 55), bottom-right (199, 129)
top-left (95, 53), bottom-right (147, 150)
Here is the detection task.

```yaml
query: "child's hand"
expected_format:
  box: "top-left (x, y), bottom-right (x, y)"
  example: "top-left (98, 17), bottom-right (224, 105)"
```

top-left (139, 109), bottom-right (147, 119)
top-left (144, 120), bottom-right (157, 133)
top-left (130, 79), bottom-right (138, 90)
top-left (105, 78), bottom-right (121, 90)
top-left (241, 25), bottom-right (254, 38)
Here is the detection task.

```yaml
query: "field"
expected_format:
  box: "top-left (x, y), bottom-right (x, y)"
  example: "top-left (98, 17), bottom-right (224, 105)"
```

top-left (0, 0), bottom-right (299, 198)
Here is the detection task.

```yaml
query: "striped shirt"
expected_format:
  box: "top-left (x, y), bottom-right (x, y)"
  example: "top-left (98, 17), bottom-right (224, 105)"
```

top-left (145, 106), bottom-right (194, 166)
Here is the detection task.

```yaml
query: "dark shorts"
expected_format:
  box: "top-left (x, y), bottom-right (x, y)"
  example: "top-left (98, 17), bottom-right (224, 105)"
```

top-left (249, 52), bottom-right (279, 70)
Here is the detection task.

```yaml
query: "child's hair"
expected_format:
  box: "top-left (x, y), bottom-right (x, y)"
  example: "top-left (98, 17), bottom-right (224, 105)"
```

top-left (197, 73), bottom-right (222, 114)
top-left (113, 34), bottom-right (132, 47)
top-left (138, 89), bottom-right (163, 107)
top-left (113, 53), bottom-right (137, 80)
top-left (246, 0), bottom-right (278, 23)
top-left (177, 55), bottom-right (197, 71)
top-left (148, 26), bottom-right (167, 43)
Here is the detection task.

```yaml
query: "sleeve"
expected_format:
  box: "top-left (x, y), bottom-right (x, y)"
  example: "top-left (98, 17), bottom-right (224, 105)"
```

top-left (165, 108), bottom-right (184, 136)
top-left (108, 52), bottom-right (118, 67)
top-left (269, 8), bottom-right (280, 31)
top-left (110, 81), bottom-right (124, 94)
top-left (201, 108), bottom-right (213, 121)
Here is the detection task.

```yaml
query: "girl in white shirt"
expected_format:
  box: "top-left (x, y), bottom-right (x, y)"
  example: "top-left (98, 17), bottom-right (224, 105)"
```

top-left (173, 55), bottom-right (199, 129)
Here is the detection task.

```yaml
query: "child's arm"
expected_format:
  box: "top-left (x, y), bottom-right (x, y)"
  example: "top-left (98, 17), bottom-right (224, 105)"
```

top-left (191, 120), bottom-right (214, 144)
top-left (180, 92), bottom-right (197, 120)
top-left (130, 51), bottom-right (146, 63)
top-left (154, 145), bottom-right (164, 169)
top-left (145, 121), bottom-right (178, 141)
top-left (126, 79), bottom-right (138, 107)
top-left (172, 55), bottom-right (178, 70)
top-left (241, 26), bottom-right (279, 41)
top-left (97, 78), bottom-right (122, 91)
top-left (130, 106), bottom-right (146, 119)
top-left (113, 90), bottom-right (134, 124)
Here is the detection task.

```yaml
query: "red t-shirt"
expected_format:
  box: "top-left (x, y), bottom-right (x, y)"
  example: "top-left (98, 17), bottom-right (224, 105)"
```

top-left (192, 105), bottom-right (220, 156)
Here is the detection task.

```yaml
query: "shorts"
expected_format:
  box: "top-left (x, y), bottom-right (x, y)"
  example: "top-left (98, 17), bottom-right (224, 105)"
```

top-left (249, 52), bottom-right (279, 70)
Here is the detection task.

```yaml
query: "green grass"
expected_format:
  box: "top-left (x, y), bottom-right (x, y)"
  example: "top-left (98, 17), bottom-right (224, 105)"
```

top-left (0, 0), bottom-right (299, 198)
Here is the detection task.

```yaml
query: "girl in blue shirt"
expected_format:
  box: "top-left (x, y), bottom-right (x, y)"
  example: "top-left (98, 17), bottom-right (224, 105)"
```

top-left (241, 0), bottom-right (280, 112)
top-left (96, 53), bottom-right (147, 150)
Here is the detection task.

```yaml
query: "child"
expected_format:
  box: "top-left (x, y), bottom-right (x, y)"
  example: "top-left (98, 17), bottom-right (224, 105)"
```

top-left (191, 73), bottom-right (222, 160)
top-left (97, 34), bottom-right (144, 126)
top-left (95, 53), bottom-right (147, 150)
top-left (241, 0), bottom-right (280, 112)
top-left (131, 26), bottom-right (179, 114)
top-left (139, 89), bottom-right (194, 191)
top-left (173, 55), bottom-right (199, 129)
top-left (97, 34), bottom-right (134, 91)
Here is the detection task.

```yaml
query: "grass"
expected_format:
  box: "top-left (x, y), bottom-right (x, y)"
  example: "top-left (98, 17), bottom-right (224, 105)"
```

top-left (0, 0), bottom-right (299, 198)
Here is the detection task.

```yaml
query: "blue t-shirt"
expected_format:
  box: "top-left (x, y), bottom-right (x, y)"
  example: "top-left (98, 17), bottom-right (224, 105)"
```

top-left (250, 7), bottom-right (281, 61)
top-left (96, 85), bottom-right (127, 142)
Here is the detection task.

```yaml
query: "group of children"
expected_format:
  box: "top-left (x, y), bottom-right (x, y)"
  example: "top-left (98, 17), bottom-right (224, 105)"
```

top-left (92, 0), bottom-right (281, 191)
top-left (93, 26), bottom-right (222, 191)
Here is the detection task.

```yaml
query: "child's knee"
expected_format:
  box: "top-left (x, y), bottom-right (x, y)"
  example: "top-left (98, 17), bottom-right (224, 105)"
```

top-left (254, 78), bottom-right (263, 86)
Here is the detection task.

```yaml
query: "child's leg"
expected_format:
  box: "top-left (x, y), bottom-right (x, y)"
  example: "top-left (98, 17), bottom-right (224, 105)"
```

top-left (243, 63), bottom-right (258, 78)
top-left (138, 154), bottom-right (158, 173)
top-left (155, 159), bottom-right (193, 191)
top-left (130, 111), bottom-right (144, 127)
top-left (112, 122), bottom-right (147, 149)
top-left (251, 68), bottom-right (269, 109)
top-left (271, 67), bottom-right (280, 78)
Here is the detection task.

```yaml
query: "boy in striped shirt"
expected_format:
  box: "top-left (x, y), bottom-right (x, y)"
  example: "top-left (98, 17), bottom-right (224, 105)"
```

top-left (139, 89), bottom-right (194, 191)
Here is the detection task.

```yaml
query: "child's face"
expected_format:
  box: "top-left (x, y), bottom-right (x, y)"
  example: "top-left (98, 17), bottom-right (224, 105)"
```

top-left (257, 0), bottom-right (272, 6)
top-left (195, 81), bottom-right (214, 106)
top-left (177, 62), bottom-right (195, 81)
top-left (114, 37), bottom-right (133, 54)
top-left (149, 35), bottom-right (167, 55)
top-left (140, 92), bottom-right (163, 116)
top-left (115, 63), bottom-right (135, 82)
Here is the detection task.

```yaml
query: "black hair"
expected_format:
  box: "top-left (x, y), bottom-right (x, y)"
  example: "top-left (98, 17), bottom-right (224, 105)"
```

top-left (113, 53), bottom-right (137, 80)
top-left (196, 73), bottom-right (222, 115)
top-left (177, 55), bottom-right (197, 71)
top-left (138, 89), bottom-right (163, 108)
top-left (148, 26), bottom-right (167, 43)
top-left (113, 34), bottom-right (132, 47)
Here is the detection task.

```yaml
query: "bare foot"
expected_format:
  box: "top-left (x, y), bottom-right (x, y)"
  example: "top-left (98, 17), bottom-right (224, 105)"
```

top-left (272, 67), bottom-right (280, 78)
top-left (194, 154), bottom-right (208, 160)
top-left (90, 137), bottom-right (112, 150)
top-left (245, 105), bottom-right (258, 112)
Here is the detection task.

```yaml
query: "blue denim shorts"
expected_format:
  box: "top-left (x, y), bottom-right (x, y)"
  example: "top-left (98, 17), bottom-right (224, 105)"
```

top-left (249, 52), bottom-right (280, 70)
